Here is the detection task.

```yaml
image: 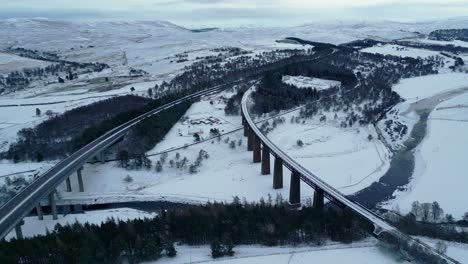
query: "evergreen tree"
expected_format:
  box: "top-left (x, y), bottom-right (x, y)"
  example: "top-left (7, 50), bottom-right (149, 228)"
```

top-left (210, 240), bottom-right (223, 258)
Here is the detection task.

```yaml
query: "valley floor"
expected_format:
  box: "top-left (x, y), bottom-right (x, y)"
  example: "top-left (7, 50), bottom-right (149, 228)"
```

top-left (381, 73), bottom-right (468, 220)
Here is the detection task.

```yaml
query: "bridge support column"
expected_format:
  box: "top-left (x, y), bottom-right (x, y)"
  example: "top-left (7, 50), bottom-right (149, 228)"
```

top-left (253, 136), bottom-right (261, 163)
top-left (242, 115), bottom-right (248, 137)
top-left (273, 157), bottom-right (283, 189)
top-left (48, 192), bottom-right (58, 220)
top-left (15, 220), bottom-right (24, 240)
top-left (100, 152), bottom-right (106, 164)
top-left (247, 128), bottom-right (254, 151)
top-left (36, 204), bottom-right (43, 220)
top-left (289, 171), bottom-right (301, 207)
top-left (261, 144), bottom-right (270, 175)
top-left (77, 167), bottom-right (84, 192)
top-left (313, 188), bottom-right (324, 210)
top-left (65, 177), bottom-right (72, 192)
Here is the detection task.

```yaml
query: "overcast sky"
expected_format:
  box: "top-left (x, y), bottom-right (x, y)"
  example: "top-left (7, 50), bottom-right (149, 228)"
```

top-left (1, 0), bottom-right (467, 27)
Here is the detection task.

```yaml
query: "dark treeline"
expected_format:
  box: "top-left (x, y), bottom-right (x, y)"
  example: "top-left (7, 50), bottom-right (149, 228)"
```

top-left (395, 41), bottom-right (468, 55)
top-left (0, 201), bottom-right (371, 264)
top-left (394, 213), bottom-right (468, 244)
top-left (252, 72), bottom-right (321, 114)
top-left (151, 45), bottom-right (328, 100)
top-left (251, 59), bottom-right (356, 115)
top-left (251, 47), bottom-right (437, 127)
top-left (429, 28), bottom-right (468, 42)
top-left (3, 96), bottom-right (152, 161)
top-left (116, 100), bottom-right (192, 157)
top-left (340, 39), bottom-right (384, 49)
top-left (224, 83), bottom-right (250, 115)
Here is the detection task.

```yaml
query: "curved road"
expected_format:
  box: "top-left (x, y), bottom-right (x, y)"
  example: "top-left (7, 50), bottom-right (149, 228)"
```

top-left (241, 88), bottom-right (460, 264)
top-left (0, 82), bottom-right (235, 239)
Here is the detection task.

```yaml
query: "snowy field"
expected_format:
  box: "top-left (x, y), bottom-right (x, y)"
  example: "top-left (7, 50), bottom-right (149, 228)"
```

top-left (361, 44), bottom-right (443, 59)
top-left (385, 91), bottom-right (468, 219)
top-left (0, 52), bottom-right (52, 74)
top-left (265, 111), bottom-right (390, 195)
top-left (55, 92), bottom-right (315, 205)
top-left (5, 208), bottom-right (157, 240)
top-left (282, 75), bottom-right (341, 90)
top-left (393, 73), bottom-right (468, 102)
top-left (147, 241), bottom-right (404, 264)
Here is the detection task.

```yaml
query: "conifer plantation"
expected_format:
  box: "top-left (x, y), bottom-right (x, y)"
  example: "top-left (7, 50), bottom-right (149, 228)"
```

top-left (0, 201), bottom-right (372, 263)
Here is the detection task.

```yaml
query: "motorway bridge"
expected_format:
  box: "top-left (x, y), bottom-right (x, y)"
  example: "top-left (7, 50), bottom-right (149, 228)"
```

top-left (0, 82), bottom-right (235, 240)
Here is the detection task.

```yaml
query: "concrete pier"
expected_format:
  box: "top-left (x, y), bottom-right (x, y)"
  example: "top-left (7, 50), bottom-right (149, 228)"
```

top-left (36, 204), bottom-right (43, 220)
top-left (313, 188), bottom-right (324, 210)
top-left (48, 192), bottom-right (58, 220)
top-left (273, 157), bottom-right (283, 189)
top-left (253, 135), bottom-right (261, 163)
top-left (247, 129), bottom-right (254, 151)
top-left (289, 171), bottom-right (301, 206)
top-left (14, 220), bottom-right (24, 240)
top-left (77, 167), bottom-right (84, 192)
top-left (65, 177), bottom-right (72, 192)
top-left (261, 144), bottom-right (271, 175)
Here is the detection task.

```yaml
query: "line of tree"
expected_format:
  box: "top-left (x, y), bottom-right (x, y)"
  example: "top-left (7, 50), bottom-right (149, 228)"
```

top-left (428, 29), bottom-right (468, 42)
top-left (251, 46), bottom-right (438, 128)
top-left (0, 48), bottom-right (109, 93)
top-left (2, 95), bottom-right (152, 161)
top-left (0, 201), bottom-right (371, 263)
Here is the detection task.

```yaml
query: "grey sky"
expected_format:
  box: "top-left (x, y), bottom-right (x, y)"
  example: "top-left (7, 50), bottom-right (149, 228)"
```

top-left (1, 0), bottom-right (467, 27)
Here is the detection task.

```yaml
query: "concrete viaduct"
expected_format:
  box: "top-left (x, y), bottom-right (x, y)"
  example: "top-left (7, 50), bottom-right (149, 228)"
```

top-left (241, 88), bottom-right (460, 264)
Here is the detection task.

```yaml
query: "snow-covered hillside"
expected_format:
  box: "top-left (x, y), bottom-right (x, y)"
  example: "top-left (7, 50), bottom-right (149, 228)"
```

top-left (1, 17), bottom-right (467, 77)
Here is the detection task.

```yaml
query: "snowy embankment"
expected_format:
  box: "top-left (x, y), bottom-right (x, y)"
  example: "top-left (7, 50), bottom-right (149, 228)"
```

top-left (5, 208), bottom-right (157, 240)
top-left (381, 73), bottom-right (468, 220)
